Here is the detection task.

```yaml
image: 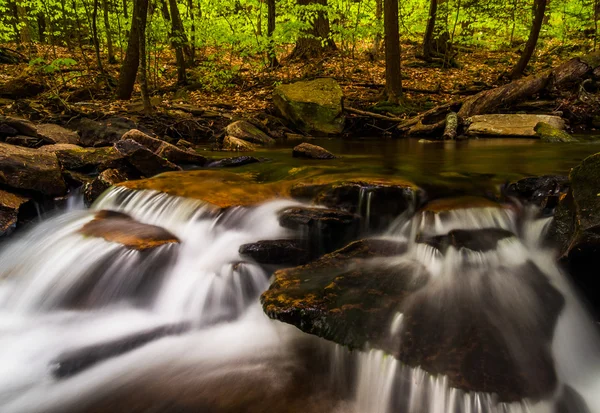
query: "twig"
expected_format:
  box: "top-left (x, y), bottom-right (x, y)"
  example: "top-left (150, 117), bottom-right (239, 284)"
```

top-left (345, 107), bottom-right (404, 122)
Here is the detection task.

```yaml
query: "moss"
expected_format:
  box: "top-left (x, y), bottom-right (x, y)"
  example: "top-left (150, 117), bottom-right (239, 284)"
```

top-left (535, 122), bottom-right (578, 143)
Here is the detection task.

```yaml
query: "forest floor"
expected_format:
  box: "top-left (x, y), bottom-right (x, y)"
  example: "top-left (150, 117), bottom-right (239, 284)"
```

top-left (0, 38), bottom-right (594, 138)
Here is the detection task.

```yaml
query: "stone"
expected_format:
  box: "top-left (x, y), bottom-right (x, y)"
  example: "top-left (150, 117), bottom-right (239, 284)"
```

top-left (0, 123), bottom-right (18, 138)
top-left (5, 135), bottom-right (42, 148)
top-left (79, 210), bottom-right (180, 250)
top-left (273, 78), bottom-right (345, 135)
top-left (0, 116), bottom-right (38, 137)
top-left (114, 139), bottom-right (181, 177)
top-left (76, 117), bottom-right (138, 147)
top-left (225, 121), bottom-right (275, 146)
top-left (506, 175), bottom-right (569, 210)
top-left (37, 124), bottom-right (80, 145)
top-left (0, 142), bottom-right (67, 196)
top-left (0, 189), bottom-right (29, 237)
top-left (466, 114), bottom-right (566, 137)
top-left (0, 77), bottom-right (45, 99)
top-left (239, 239), bottom-right (310, 266)
top-left (53, 146), bottom-right (124, 172)
top-left (292, 143), bottom-right (336, 160)
top-left (207, 156), bottom-right (260, 168)
top-left (417, 228), bottom-right (516, 252)
top-left (84, 168), bottom-right (130, 206)
top-left (285, 133), bottom-right (314, 141)
top-left (534, 122), bottom-right (578, 143)
top-left (221, 135), bottom-right (256, 152)
top-left (121, 129), bottom-right (208, 166)
top-left (279, 206), bottom-right (361, 254)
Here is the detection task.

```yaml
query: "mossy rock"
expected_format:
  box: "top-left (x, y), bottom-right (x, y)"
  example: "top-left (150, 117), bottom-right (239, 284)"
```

top-left (535, 122), bottom-right (579, 143)
top-left (273, 78), bottom-right (345, 136)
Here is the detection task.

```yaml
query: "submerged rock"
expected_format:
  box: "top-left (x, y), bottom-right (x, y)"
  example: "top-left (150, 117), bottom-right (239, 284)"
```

top-left (279, 206), bottom-right (361, 254)
top-left (466, 114), bottom-right (566, 137)
top-left (115, 139), bottom-right (181, 177)
top-left (0, 142), bottom-right (67, 196)
top-left (535, 122), bottom-right (578, 143)
top-left (225, 120), bottom-right (275, 145)
top-left (0, 189), bottom-right (29, 237)
top-left (79, 210), bottom-right (180, 250)
top-left (207, 156), bottom-right (260, 168)
top-left (273, 78), bottom-right (345, 135)
top-left (292, 143), bottom-right (336, 160)
top-left (239, 239), bottom-right (310, 266)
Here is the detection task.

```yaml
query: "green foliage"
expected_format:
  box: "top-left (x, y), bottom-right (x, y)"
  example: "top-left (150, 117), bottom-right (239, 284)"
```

top-left (29, 57), bottom-right (77, 73)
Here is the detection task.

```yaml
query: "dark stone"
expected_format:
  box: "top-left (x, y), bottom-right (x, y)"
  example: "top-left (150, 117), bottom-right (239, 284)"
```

top-left (121, 129), bottom-right (208, 166)
top-left (114, 139), bottom-right (181, 177)
top-left (417, 228), bottom-right (516, 252)
top-left (51, 323), bottom-right (190, 379)
top-left (506, 175), bottom-right (569, 210)
top-left (0, 142), bottom-right (67, 196)
top-left (239, 239), bottom-right (310, 266)
top-left (0, 189), bottom-right (29, 237)
top-left (5, 135), bottom-right (42, 147)
top-left (279, 207), bottom-right (361, 255)
top-left (0, 116), bottom-right (38, 137)
top-left (292, 143), bottom-right (336, 160)
top-left (76, 117), bottom-right (138, 147)
top-left (207, 156), bottom-right (260, 168)
top-left (84, 168), bottom-right (130, 206)
top-left (53, 146), bottom-right (124, 172)
top-left (225, 120), bottom-right (275, 145)
top-left (0, 123), bottom-right (18, 138)
top-left (37, 123), bottom-right (80, 145)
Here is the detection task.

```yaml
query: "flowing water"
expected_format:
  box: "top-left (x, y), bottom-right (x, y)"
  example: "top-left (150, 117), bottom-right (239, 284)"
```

top-left (0, 184), bottom-right (599, 413)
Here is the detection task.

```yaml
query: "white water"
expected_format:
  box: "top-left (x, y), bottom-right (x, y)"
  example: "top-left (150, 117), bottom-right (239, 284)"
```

top-left (0, 188), bottom-right (598, 413)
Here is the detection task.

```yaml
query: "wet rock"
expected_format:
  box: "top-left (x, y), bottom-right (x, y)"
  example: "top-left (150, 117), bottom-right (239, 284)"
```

top-left (239, 239), bottom-right (310, 266)
top-left (121, 129), bottom-right (208, 166)
top-left (292, 143), bottom-right (336, 160)
top-left (76, 117), bottom-right (137, 147)
top-left (555, 385), bottom-right (591, 413)
top-left (417, 228), bottom-right (515, 252)
top-left (52, 323), bottom-right (190, 379)
top-left (37, 123), bottom-right (80, 145)
top-left (421, 196), bottom-right (500, 212)
top-left (0, 189), bottom-right (29, 237)
top-left (0, 77), bottom-right (45, 99)
top-left (0, 142), bottom-right (67, 196)
top-left (84, 168), bottom-right (130, 206)
top-left (273, 78), bottom-right (345, 135)
top-left (279, 207), bottom-right (361, 254)
top-left (63, 170), bottom-right (94, 188)
top-left (0, 123), bottom-right (18, 138)
top-left (53, 145), bottom-right (124, 172)
top-left (114, 139), bottom-right (181, 177)
top-left (79, 210), bottom-right (180, 250)
top-left (466, 114), bottom-right (566, 137)
top-left (221, 135), bottom-right (256, 152)
top-left (291, 179), bottom-right (421, 230)
top-left (535, 122), bottom-right (578, 143)
top-left (5, 135), bottom-right (42, 147)
top-left (506, 175), bottom-right (569, 210)
top-left (0, 116), bottom-right (38, 137)
top-left (207, 156), bottom-right (260, 168)
top-left (225, 120), bottom-right (275, 146)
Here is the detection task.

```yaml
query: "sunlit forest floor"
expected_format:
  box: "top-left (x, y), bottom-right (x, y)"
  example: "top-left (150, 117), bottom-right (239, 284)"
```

top-left (0, 39), bottom-right (593, 129)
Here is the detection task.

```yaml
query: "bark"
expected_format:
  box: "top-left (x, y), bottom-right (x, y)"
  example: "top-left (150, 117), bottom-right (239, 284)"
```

top-left (102, 0), bottom-right (116, 63)
top-left (422, 0), bottom-right (438, 61)
top-left (92, 0), bottom-right (106, 73)
top-left (117, 0), bottom-right (142, 99)
top-left (9, 1), bottom-right (19, 43)
top-left (37, 12), bottom-right (46, 43)
top-left (371, 0), bottom-right (382, 57)
top-left (510, 0), bottom-right (547, 79)
top-left (289, 0), bottom-right (336, 59)
top-left (17, 3), bottom-right (31, 43)
top-left (123, 0), bottom-right (129, 19)
top-left (384, 0), bottom-right (402, 103)
top-left (138, 0), bottom-right (152, 113)
top-left (267, 0), bottom-right (278, 67)
top-left (442, 112), bottom-right (458, 140)
top-left (167, 0), bottom-right (187, 84)
top-left (187, 0), bottom-right (196, 62)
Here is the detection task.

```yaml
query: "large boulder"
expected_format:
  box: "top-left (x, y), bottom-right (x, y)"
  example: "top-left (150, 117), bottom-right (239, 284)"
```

top-left (37, 124), bottom-right (80, 145)
top-left (79, 210), bottom-right (179, 251)
top-left (0, 189), bottom-right (29, 237)
top-left (273, 78), bottom-right (345, 135)
top-left (0, 142), bottom-right (67, 196)
top-left (466, 114), bottom-right (566, 137)
top-left (225, 121), bottom-right (275, 146)
top-left (50, 145), bottom-right (124, 172)
top-left (292, 143), bottom-right (336, 160)
top-left (114, 139), bottom-right (181, 177)
top-left (121, 129), bottom-right (208, 166)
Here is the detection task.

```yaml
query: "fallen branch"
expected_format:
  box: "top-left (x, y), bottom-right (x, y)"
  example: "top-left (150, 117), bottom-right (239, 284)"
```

top-left (349, 82), bottom-right (444, 94)
top-left (345, 107), bottom-right (404, 122)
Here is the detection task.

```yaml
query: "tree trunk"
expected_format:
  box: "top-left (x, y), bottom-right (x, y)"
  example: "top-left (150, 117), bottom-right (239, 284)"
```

top-left (510, 0), bottom-right (547, 79)
top-left (138, 0), bottom-right (152, 112)
top-left (102, 0), bottom-right (116, 63)
top-left (117, 0), bottom-right (142, 99)
top-left (9, 1), bottom-right (20, 44)
top-left (168, 0), bottom-right (187, 84)
top-left (187, 0), bottom-right (196, 62)
top-left (267, 0), bottom-right (278, 67)
top-left (92, 0), bottom-right (106, 73)
top-left (384, 0), bottom-right (402, 103)
top-left (123, 0), bottom-right (129, 19)
top-left (289, 0), bottom-right (336, 59)
top-left (422, 0), bottom-right (437, 61)
top-left (371, 0), bottom-right (382, 57)
top-left (159, 0), bottom-right (170, 20)
top-left (37, 12), bottom-right (46, 43)
top-left (17, 3), bottom-right (31, 43)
